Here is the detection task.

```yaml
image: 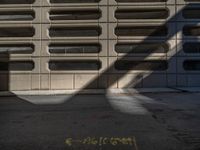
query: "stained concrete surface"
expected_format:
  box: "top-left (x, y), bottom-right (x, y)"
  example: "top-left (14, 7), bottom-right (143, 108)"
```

top-left (0, 92), bottom-right (200, 150)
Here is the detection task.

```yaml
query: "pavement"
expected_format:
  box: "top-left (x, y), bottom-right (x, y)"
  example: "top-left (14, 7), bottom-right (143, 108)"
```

top-left (0, 92), bottom-right (200, 150)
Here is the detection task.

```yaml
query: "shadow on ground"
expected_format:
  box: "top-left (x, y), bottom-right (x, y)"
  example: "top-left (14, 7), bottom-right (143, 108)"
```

top-left (0, 92), bottom-right (200, 150)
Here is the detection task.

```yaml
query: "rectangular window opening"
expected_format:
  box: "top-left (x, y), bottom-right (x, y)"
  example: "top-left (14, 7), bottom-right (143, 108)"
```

top-left (115, 26), bottom-right (168, 37)
top-left (50, 0), bottom-right (100, 3)
top-left (49, 27), bottom-right (101, 37)
top-left (0, 44), bottom-right (34, 54)
top-left (49, 44), bottom-right (101, 54)
top-left (0, 61), bottom-right (34, 71)
top-left (183, 8), bottom-right (200, 19)
top-left (0, 0), bottom-right (35, 4)
top-left (184, 60), bottom-right (200, 71)
top-left (115, 60), bottom-right (168, 71)
top-left (115, 0), bottom-right (167, 3)
top-left (115, 8), bottom-right (169, 19)
top-left (115, 43), bottom-right (169, 54)
top-left (49, 10), bottom-right (101, 20)
top-left (0, 11), bottom-right (35, 21)
top-left (0, 27), bottom-right (35, 37)
top-left (49, 60), bottom-right (101, 71)
top-left (183, 26), bottom-right (200, 36)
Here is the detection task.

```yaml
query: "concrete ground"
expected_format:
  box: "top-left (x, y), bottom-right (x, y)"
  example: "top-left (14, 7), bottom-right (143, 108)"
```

top-left (0, 92), bottom-right (200, 150)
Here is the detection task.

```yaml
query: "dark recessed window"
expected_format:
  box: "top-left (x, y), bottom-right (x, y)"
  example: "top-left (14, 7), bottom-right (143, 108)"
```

top-left (0, 27), bottom-right (35, 37)
top-left (115, 8), bottom-right (169, 19)
top-left (49, 44), bottom-right (101, 54)
top-left (115, 26), bottom-right (168, 37)
top-left (0, 11), bottom-right (35, 21)
top-left (0, 61), bottom-right (34, 71)
top-left (50, 0), bottom-right (100, 3)
top-left (49, 10), bottom-right (101, 20)
top-left (49, 60), bottom-right (101, 70)
top-left (184, 0), bottom-right (200, 2)
top-left (115, 43), bottom-right (169, 54)
top-left (183, 43), bottom-right (200, 53)
top-left (115, 60), bottom-right (168, 71)
top-left (115, 0), bottom-right (167, 2)
top-left (0, 0), bottom-right (35, 4)
top-left (0, 44), bottom-right (34, 54)
top-left (183, 8), bottom-right (200, 19)
top-left (183, 60), bottom-right (200, 71)
top-left (49, 27), bottom-right (101, 37)
top-left (183, 26), bottom-right (200, 36)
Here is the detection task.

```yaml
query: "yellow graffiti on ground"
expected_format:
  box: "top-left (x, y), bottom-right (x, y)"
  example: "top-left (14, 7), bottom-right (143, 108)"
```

top-left (65, 137), bottom-right (138, 150)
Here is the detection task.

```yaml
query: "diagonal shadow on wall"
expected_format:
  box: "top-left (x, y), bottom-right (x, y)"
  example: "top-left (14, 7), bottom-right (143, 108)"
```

top-left (67, 3), bottom-right (198, 93)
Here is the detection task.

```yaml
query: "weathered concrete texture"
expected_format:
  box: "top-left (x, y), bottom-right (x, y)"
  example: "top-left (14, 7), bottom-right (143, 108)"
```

top-left (0, 92), bottom-right (200, 150)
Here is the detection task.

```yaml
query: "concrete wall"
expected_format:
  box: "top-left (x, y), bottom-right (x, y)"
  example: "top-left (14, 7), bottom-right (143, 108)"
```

top-left (0, 0), bottom-right (200, 91)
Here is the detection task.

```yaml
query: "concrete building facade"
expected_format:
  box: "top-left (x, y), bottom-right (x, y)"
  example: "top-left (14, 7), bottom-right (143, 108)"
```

top-left (0, 0), bottom-right (200, 91)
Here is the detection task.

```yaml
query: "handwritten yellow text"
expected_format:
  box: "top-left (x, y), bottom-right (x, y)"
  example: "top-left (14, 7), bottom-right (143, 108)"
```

top-left (65, 137), bottom-right (136, 147)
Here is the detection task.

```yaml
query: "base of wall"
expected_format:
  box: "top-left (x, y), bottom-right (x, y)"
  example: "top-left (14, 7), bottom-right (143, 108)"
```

top-left (0, 87), bottom-right (188, 96)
